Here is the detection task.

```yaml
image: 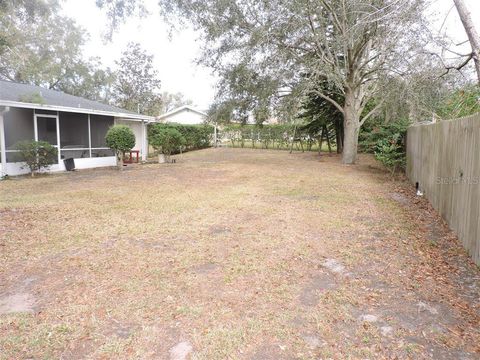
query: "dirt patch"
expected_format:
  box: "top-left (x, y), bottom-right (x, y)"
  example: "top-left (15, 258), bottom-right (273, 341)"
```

top-left (191, 263), bottom-right (219, 275)
top-left (0, 148), bottom-right (478, 359)
top-left (169, 341), bottom-right (193, 360)
top-left (0, 293), bottom-right (35, 314)
top-left (299, 272), bottom-right (337, 306)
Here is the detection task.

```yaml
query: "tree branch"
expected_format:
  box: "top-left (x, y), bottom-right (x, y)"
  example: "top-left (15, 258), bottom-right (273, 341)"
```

top-left (440, 52), bottom-right (473, 77)
top-left (359, 100), bottom-right (384, 126)
top-left (313, 90), bottom-right (345, 115)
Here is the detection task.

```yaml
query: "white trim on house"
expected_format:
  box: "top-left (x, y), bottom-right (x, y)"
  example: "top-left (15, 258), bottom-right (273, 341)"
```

top-left (0, 100), bottom-right (155, 122)
top-left (0, 106), bottom-right (8, 176)
top-left (157, 105), bottom-right (207, 120)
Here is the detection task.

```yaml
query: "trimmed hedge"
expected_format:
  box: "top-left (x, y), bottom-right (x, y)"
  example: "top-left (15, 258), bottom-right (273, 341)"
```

top-left (148, 123), bottom-right (214, 152)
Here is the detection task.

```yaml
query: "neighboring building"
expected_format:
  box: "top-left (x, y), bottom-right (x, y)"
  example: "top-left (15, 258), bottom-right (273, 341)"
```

top-left (157, 105), bottom-right (207, 125)
top-left (0, 80), bottom-right (155, 176)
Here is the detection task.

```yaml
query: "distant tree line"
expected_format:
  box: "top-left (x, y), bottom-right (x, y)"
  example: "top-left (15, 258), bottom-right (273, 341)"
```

top-left (0, 0), bottom-right (191, 116)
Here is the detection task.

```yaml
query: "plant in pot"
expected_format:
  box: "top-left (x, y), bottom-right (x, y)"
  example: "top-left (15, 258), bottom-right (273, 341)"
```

top-left (150, 127), bottom-right (186, 163)
top-left (105, 125), bottom-right (136, 170)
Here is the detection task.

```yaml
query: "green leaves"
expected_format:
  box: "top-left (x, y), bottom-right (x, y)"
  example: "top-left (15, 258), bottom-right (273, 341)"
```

top-left (112, 42), bottom-right (162, 116)
top-left (0, 0), bottom-right (114, 102)
top-left (105, 125), bottom-right (136, 153)
top-left (149, 127), bottom-right (186, 156)
top-left (14, 140), bottom-right (58, 176)
top-left (148, 123), bottom-right (213, 153)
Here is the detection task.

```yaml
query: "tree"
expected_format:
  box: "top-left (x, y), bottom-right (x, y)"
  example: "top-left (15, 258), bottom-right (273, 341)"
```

top-left (160, 92), bottom-right (193, 114)
top-left (149, 127), bottom-right (186, 163)
top-left (112, 42), bottom-right (162, 116)
top-left (453, 0), bottom-right (480, 84)
top-left (105, 125), bottom-right (136, 169)
top-left (0, 0), bottom-right (114, 102)
top-left (149, 0), bottom-right (427, 164)
top-left (15, 140), bottom-right (58, 177)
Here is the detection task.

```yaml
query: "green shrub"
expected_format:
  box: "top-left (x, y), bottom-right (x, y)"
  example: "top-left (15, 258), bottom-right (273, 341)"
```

top-left (149, 127), bottom-right (186, 162)
top-left (148, 123), bottom-right (214, 153)
top-left (359, 118), bottom-right (409, 174)
top-left (374, 135), bottom-right (406, 174)
top-left (105, 125), bottom-right (136, 169)
top-left (14, 140), bottom-right (58, 177)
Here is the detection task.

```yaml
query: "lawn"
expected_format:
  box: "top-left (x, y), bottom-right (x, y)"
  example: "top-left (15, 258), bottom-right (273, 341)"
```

top-left (0, 148), bottom-right (479, 359)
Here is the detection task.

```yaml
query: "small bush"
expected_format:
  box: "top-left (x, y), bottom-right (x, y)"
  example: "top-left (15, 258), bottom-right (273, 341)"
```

top-left (14, 140), bottom-right (57, 177)
top-left (105, 125), bottom-right (136, 169)
top-left (150, 127), bottom-right (186, 162)
top-left (359, 118), bottom-right (409, 174)
top-left (148, 123), bottom-right (213, 153)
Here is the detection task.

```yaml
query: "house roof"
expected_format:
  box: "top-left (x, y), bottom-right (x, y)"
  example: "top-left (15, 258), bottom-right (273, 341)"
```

top-left (0, 80), bottom-right (154, 121)
top-left (157, 105), bottom-right (208, 120)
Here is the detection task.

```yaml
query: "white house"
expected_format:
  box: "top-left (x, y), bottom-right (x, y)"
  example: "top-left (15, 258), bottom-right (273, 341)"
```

top-left (157, 105), bottom-right (207, 125)
top-left (0, 80), bottom-right (155, 176)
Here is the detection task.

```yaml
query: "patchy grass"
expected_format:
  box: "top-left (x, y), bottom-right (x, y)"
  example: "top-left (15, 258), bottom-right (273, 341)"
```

top-left (0, 148), bottom-right (479, 359)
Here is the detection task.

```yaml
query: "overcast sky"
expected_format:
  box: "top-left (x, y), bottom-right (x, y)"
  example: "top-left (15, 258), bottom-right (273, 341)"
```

top-left (62, 0), bottom-right (480, 110)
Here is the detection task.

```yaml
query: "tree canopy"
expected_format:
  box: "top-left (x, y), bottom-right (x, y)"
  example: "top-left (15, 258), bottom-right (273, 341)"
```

top-left (0, 0), bottom-right (114, 102)
top-left (111, 42), bottom-right (162, 116)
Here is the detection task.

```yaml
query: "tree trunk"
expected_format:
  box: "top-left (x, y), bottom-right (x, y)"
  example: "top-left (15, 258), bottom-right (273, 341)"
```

top-left (158, 153), bottom-right (165, 163)
top-left (453, 0), bottom-right (480, 85)
top-left (342, 90), bottom-right (361, 164)
top-left (325, 125), bottom-right (332, 153)
top-left (117, 151), bottom-right (124, 170)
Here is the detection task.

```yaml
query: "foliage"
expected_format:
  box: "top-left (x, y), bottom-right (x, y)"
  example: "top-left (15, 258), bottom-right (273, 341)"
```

top-left (160, 92), bottom-right (193, 114)
top-left (149, 127), bottom-right (186, 157)
top-left (0, 0), bottom-right (114, 102)
top-left (359, 118), bottom-right (410, 173)
top-left (222, 124), bottom-right (291, 149)
top-left (105, 125), bottom-right (136, 154)
top-left (149, 123), bottom-right (213, 152)
top-left (374, 137), bottom-right (407, 175)
top-left (95, 0), bottom-right (146, 39)
top-left (112, 42), bottom-right (162, 116)
top-left (437, 86), bottom-right (480, 119)
top-left (298, 80), bottom-right (344, 153)
top-left (14, 140), bottom-right (57, 176)
top-left (18, 92), bottom-right (45, 104)
top-left (151, 0), bottom-right (428, 164)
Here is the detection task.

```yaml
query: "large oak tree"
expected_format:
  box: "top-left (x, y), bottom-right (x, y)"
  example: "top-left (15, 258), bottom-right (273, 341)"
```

top-left (160, 0), bottom-right (428, 163)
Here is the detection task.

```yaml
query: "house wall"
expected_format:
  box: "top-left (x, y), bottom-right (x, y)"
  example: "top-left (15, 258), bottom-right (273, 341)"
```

top-left (163, 110), bottom-right (206, 125)
top-left (115, 118), bottom-right (147, 160)
top-left (0, 107), bottom-right (148, 176)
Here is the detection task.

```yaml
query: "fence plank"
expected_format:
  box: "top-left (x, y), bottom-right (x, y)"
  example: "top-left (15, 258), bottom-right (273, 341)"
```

top-left (406, 114), bottom-right (480, 265)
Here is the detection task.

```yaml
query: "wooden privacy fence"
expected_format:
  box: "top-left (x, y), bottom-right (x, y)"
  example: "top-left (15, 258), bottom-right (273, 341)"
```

top-left (406, 113), bottom-right (480, 265)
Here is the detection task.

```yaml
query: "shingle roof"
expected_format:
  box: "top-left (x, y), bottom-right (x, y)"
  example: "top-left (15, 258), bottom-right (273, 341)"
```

top-left (0, 80), bottom-right (154, 121)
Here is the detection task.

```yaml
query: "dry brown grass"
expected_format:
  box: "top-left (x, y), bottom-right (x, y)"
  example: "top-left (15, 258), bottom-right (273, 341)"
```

top-left (0, 148), bottom-right (478, 359)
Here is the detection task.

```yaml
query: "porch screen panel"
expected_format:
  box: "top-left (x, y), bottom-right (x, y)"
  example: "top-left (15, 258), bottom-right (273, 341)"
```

top-left (37, 117), bottom-right (57, 145)
top-left (4, 108), bottom-right (34, 162)
top-left (59, 112), bottom-right (89, 159)
top-left (90, 115), bottom-right (114, 157)
top-left (4, 108), bottom-right (34, 149)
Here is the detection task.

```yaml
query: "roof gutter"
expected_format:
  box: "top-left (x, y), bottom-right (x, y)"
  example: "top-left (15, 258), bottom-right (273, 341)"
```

top-left (0, 100), bottom-right (156, 122)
